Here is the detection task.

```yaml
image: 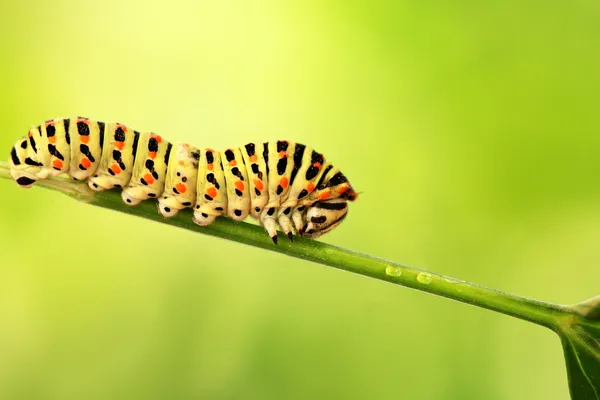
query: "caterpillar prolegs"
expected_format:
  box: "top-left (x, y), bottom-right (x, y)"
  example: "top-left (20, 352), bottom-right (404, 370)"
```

top-left (9, 118), bottom-right (358, 243)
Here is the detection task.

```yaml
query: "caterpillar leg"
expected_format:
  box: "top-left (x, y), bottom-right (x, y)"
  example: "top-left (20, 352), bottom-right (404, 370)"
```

top-left (277, 207), bottom-right (295, 241)
top-left (260, 207), bottom-right (279, 244)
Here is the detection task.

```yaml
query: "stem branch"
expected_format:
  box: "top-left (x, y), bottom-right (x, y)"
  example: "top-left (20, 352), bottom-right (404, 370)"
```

top-left (0, 161), bottom-right (569, 328)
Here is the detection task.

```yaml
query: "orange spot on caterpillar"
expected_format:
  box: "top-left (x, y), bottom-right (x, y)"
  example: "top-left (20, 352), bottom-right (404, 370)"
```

top-left (114, 142), bottom-right (125, 150)
top-left (80, 136), bottom-right (90, 144)
top-left (280, 176), bottom-right (289, 189)
top-left (81, 158), bottom-right (92, 169)
top-left (307, 182), bottom-right (315, 192)
top-left (144, 174), bottom-right (155, 185)
top-left (206, 187), bottom-right (219, 199)
top-left (338, 184), bottom-right (349, 194)
top-left (249, 154), bottom-right (258, 162)
top-left (207, 163), bottom-right (214, 170)
top-left (111, 164), bottom-right (122, 175)
top-left (150, 134), bottom-right (162, 143)
top-left (148, 152), bottom-right (157, 159)
top-left (278, 151), bottom-right (287, 159)
top-left (44, 121), bottom-right (54, 127)
top-left (48, 136), bottom-right (57, 144)
top-left (207, 187), bottom-right (218, 198)
top-left (76, 118), bottom-right (89, 124)
top-left (318, 191), bottom-right (331, 200)
top-left (176, 183), bottom-right (187, 194)
top-left (229, 160), bottom-right (237, 167)
top-left (178, 160), bottom-right (185, 166)
top-left (254, 179), bottom-right (264, 191)
top-left (313, 162), bottom-right (322, 169)
top-left (52, 159), bottom-right (63, 169)
top-left (235, 180), bottom-right (244, 192)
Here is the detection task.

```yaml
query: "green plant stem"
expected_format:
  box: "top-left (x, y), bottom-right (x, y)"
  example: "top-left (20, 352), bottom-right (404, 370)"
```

top-left (0, 161), bottom-right (570, 328)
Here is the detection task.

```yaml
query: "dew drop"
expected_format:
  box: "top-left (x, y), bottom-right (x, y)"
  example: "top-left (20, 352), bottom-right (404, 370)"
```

top-left (385, 265), bottom-right (402, 277)
top-left (417, 272), bottom-right (432, 284)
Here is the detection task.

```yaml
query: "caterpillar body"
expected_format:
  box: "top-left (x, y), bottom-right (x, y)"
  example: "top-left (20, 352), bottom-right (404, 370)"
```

top-left (8, 117), bottom-right (358, 243)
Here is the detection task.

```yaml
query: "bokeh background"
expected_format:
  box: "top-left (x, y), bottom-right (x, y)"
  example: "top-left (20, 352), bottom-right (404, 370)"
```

top-left (0, 1), bottom-right (599, 399)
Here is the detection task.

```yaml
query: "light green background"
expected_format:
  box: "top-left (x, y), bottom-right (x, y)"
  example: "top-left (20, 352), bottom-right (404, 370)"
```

top-left (0, 1), bottom-right (599, 399)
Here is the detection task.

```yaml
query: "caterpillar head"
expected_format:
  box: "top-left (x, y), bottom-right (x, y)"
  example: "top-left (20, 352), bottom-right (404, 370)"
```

top-left (300, 199), bottom-right (349, 239)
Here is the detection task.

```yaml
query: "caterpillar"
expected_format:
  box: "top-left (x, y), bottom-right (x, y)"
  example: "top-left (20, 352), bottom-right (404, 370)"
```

top-left (8, 117), bottom-right (358, 243)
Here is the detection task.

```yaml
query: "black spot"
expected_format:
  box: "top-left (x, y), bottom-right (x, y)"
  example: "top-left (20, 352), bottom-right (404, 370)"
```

top-left (311, 216), bottom-right (327, 224)
top-left (277, 157), bottom-right (287, 175)
top-left (263, 143), bottom-right (269, 175)
top-left (255, 207), bottom-right (261, 212)
top-left (148, 193), bottom-right (157, 198)
top-left (192, 151), bottom-right (200, 161)
top-left (78, 164), bottom-right (86, 170)
top-left (234, 209), bottom-right (242, 216)
top-left (114, 127), bottom-right (126, 142)
top-left (298, 189), bottom-right (309, 199)
top-left (98, 122), bottom-right (105, 149)
top-left (63, 119), bottom-right (70, 144)
top-left (182, 176), bottom-right (187, 183)
top-left (290, 143), bottom-right (305, 185)
top-left (182, 202), bottom-right (192, 206)
top-left (317, 165), bottom-right (333, 189)
top-left (140, 178), bottom-right (148, 186)
top-left (108, 169), bottom-right (115, 176)
top-left (245, 143), bottom-right (256, 156)
top-left (206, 173), bottom-right (215, 183)
top-left (177, 172), bottom-right (181, 177)
top-left (255, 188), bottom-right (261, 196)
top-left (20, 141), bottom-right (27, 149)
top-left (164, 143), bottom-right (172, 164)
top-left (29, 135), bottom-right (37, 153)
top-left (112, 150), bottom-right (121, 160)
top-left (25, 158), bottom-right (42, 166)
top-left (283, 207), bottom-right (291, 215)
top-left (148, 137), bottom-right (159, 152)
top-left (276, 185), bottom-right (283, 195)
top-left (277, 140), bottom-right (289, 152)
top-left (173, 187), bottom-right (180, 195)
top-left (79, 143), bottom-right (89, 154)
top-left (10, 148), bottom-right (21, 165)
top-left (251, 163), bottom-right (259, 174)
top-left (204, 194), bottom-right (213, 201)
top-left (48, 144), bottom-right (64, 160)
top-left (77, 121), bottom-right (90, 136)
top-left (327, 172), bottom-right (348, 187)
top-left (195, 205), bottom-right (200, 209)
top-left (201, 212), bottom-right (208, 218)
top-left (145, 159), bottom-right (154, 169)
top-left (152, 171), bottom-right (159, 179)
top-left (92, 183), bottom-right (99, 188)
top-left (224, 149), bottom-right (235, 161)
top-left (16, 176), bottom-right (35, 186)
top-left (132, 131), bottom-right (140, 157)
top-left (267, 207), bottom-right (275, 216)
top-left (258, 171), bottom-right (263, 180)
top-left (235, 189), bottom-right (243, 197)
top-left (206, 151), bottom-right (214, 164)
top-left (305, 165), bottom-right (319, 180)
top-left (118, 161), bottom-right (126, 170)
top-left (126, 199), bottom-right (132, 203)
top-left (297, 206), bottom-right (305, 211)
top-left (46, 124), bottom-right (56, 137)
top-left (215, 207), bottom-right (224, 211)
top-left (164, 207), bottom-right (171, 213)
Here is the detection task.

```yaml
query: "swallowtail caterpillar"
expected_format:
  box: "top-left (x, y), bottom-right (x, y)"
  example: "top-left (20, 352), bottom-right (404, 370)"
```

top-left (8, 118), bottom-right (358, 243)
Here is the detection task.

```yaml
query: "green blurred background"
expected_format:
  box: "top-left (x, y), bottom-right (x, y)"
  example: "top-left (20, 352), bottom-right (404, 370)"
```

top-left (0, 1), bottom-right (599, 399)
